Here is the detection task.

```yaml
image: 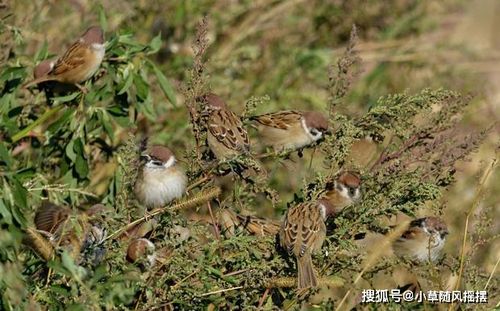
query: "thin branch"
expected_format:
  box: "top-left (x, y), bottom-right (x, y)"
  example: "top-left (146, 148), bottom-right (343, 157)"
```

top-left (449, 156), bottom-right (498, 311)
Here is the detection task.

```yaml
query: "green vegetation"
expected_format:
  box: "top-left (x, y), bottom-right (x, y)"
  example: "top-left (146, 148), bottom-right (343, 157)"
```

top-left (0, 1), bottom-right (498, 310)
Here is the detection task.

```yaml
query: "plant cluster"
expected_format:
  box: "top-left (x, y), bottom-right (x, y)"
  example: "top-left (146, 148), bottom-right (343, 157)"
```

top-left (0, 5), bottom-right (497, 311)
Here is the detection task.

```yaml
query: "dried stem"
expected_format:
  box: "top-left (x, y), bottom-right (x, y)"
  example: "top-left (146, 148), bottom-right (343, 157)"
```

top-left (449, 156), bottom-right (498, 311)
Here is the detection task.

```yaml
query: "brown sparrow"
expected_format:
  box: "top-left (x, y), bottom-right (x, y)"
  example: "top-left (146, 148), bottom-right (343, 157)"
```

top-left (126, 238), bottom-right (156, 267)
top-left (218, 209), bottom-right (280, 237)
top-left (393, 216), bottom-right (448, 263)
top-left (323, 171), bottom-right (362, 213)
top-left (251, 110), bottom-right (329, 152)
top-left (279, 198), bottom-right (335, 289)
top-left (279, 172), bottom-right (362, 288)
top-left (24, 26), bottom-right (105, 92)
top-left (33, 202), bottom-right (107, 262)
top-left (134, 145), bottom-right (187, 209)
top-left (199, 93), bottom-right (250, 160)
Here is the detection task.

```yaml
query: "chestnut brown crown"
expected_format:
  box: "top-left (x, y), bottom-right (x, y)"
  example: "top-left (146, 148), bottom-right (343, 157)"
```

top-left (337, 171), bottom-right (361, 188)
top-left (198, 93), bottom-right (227, 110)
top-left (81, 26), bottom-right (104, 45)
top-left (147, 145), bottom-right (174, 163)
top-left (419, 216), bottom-right (448, 236)
top-left (303, 111), bottom-right (329, 132)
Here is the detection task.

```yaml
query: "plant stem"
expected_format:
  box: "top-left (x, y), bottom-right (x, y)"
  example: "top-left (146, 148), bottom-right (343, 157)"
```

top-left (11, 106), bottom-right (63, 142)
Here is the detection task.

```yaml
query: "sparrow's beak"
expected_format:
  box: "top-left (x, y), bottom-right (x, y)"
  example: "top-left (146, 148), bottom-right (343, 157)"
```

top-left (139, 154), bottom-right (150, 162)
top-left (324, 129), bottom-right (333, 135)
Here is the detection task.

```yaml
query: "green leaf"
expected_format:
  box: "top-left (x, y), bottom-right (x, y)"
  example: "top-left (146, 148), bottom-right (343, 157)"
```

top-left (117, 70), bottom-right (134, 95)
top-left (34, 41), bottom-right (49, 61)
top-left (147, 33), bottom-right (162, 54)
top-left (0, 142), bottom-right (12, 167)
top-left (65, 140), bottom-right (76, 162)
top-left (147, 60), bottom-right (177, 106)
top-left (134, 73), bottom-right (149, 101)
top-left (61, 251), bottom-right (82, 281)
top-left (75, 155), bottom-right (89, 178)
top-left (73, 139), bottom-right (89, 179)
top-left (52, 92), bottom-right (80, 104)
top-left (10, 177), bottom-right (27, 210)
top-left (98, 4), bottom-right (108, 32)
top-left (0, 200), bottom-right (12, 225)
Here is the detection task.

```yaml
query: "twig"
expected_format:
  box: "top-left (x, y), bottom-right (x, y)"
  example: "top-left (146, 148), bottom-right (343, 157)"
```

top-left (449, 157), bottom-right (498, 311)
top-left (105, 187), bottom-right (221, 241)
top-left (484, 254), bottom-right (500, 290)
top-left (11, 106), bottom-right (63, 142)
top-left (207, 201), bottom-right (220, 240)
top-left (26, 184), bottom-right (98, 197)
top-left (335, 220), bottom-right (410, 311)
top-left (198, 286), bottom-right (243, 297)
top-left (265, 276), bottom-right (345, 288)
top-left (257, 288), bottom-right (270, 308)
top-left (171, 269), bottom-right (200, 290)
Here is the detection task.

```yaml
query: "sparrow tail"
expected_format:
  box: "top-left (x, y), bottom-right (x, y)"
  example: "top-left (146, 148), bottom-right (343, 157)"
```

top-left (297, 254), bottom-right (318, 289)
top-left (23, 76), bottom-right (59, 89)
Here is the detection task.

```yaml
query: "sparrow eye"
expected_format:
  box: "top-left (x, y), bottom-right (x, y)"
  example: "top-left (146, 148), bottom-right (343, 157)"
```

top-left (348, 187), bottom-right (357, 197)
top-left (309, 128), bottom-right (321, 138)
top-left (151, 160), bottom-right (163, 166)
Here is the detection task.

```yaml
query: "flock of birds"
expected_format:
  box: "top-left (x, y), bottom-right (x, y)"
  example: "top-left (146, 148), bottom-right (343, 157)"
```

top-left (22, 26), bottom-right (449, 291)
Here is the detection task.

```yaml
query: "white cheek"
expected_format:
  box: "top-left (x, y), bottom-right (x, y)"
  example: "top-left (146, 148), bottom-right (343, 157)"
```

top-left (339, 186), bottom-right (350, 199)
top-left (318, 203), bottom-right (327, 220)
top-left (164, 156), bottom-right (176, 169)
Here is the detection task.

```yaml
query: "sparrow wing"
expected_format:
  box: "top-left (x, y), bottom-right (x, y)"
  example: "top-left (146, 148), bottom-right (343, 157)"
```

top-left (237, 214), bottom-right (280, 236)
top-left (280, 202), bottom-right (325, 257)
top-left (34, 202), bottom-right (70, 234)
top-left (251, 111), bottom-right (302, 130)
top-left (208, 109), bottom-right (250, 152)
top-left (51, 40), bottom-right (88, 76)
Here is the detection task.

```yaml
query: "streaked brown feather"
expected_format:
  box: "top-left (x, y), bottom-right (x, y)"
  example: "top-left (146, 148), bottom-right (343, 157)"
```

top-left (208, 109), bottom-right (249, 154)
top-left (251, 111), bottom-right (302, 130)
top-left (34, 202), bottom-right (70, 233)
top-left (280, 202), bottom-right (326, 258)
top-left (52, 40), bottom-right (88, 76)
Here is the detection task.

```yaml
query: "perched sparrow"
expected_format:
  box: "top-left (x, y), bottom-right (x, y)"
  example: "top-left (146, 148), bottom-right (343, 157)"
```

top-left (250, 110), bottom-right (329, 152)
top-left (279, 172), bottom-right (362, 289)
top-left (218, 209), bottom-right (280, 237)
top-left (32, 201), bottom-right (107, 262)
top-left (126, 238), bottom-right (156, 267)
top-left (279, 198), bottom-right (335, 289)
top-left (236, 214), bottom-right (281, 237)
top-left (393, 216), bottom-right (448, 263)
top-left (134, 145), bottom-right (187, 209)
top-left (323, 171), bottom-right (362, 213)
top-left (24, 26), bottom-right (105, 92)
top-left (199, 93), bottom-right (250, 160)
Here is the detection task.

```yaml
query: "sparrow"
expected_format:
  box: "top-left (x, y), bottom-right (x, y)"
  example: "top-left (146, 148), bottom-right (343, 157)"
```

top-left (392, 216), bottom-right (448, 263)
top-left (279, 198), bottom-right (335, 289)
top-left (134, 144), bottom-right (188, 209)
top-left (323, 171), bottom-right (362, 213)
top-left (32, 201), bottom-right (107, 262)
top-left (279, 172), bottom-right (362, 289)
top-left (218, 209), bottom-right (280, 237)
top-left (250, 110), bottom-right (329, 152)
top-left (24, 26), bottom-right (105, 92)
top-left (199, 93), bottom-right (250, 160)
top-left (126, 238), bottom-right (156, 267)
